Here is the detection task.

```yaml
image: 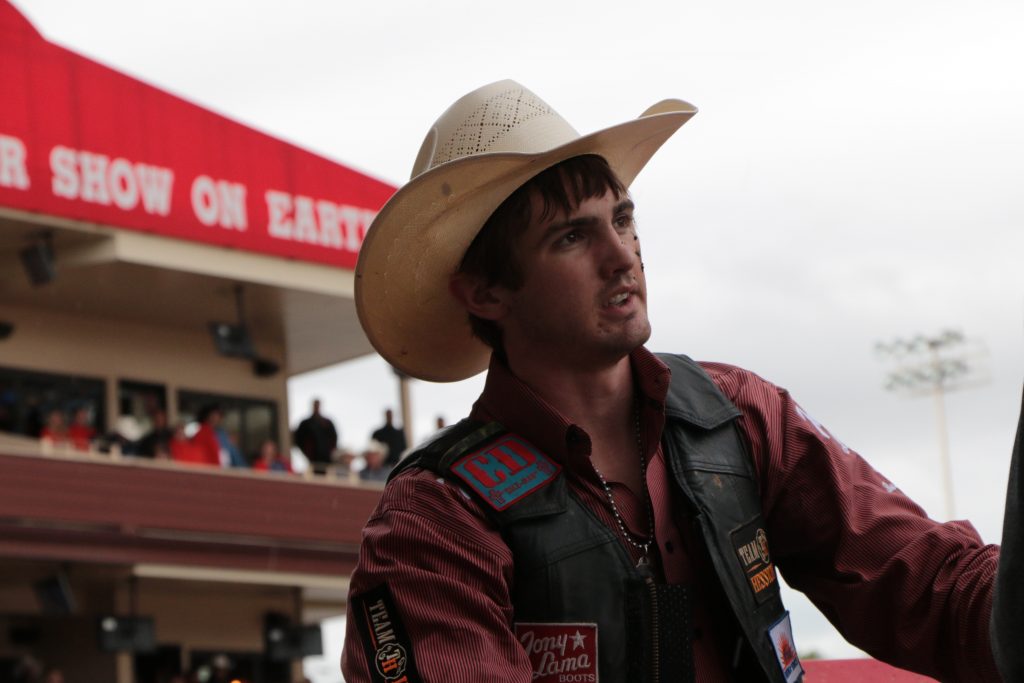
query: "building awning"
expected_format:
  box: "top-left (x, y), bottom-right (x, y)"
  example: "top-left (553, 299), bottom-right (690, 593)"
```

top-left (0, 0), bottom-right (395, 269)
top-left (0, 0), bottom-right (399, 374)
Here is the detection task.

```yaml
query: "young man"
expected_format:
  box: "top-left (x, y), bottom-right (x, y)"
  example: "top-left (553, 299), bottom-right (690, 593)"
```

top-left (343, 81), bottom-right (1002, 682)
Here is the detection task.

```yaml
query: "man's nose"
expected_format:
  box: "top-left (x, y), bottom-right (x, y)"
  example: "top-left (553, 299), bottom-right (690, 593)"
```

top-left (598, 223), bottom-right (639, 277)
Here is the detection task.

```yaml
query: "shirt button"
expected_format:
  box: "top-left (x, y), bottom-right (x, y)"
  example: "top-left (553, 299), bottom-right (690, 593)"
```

top-left (665, 541), bottom-right (674, 553)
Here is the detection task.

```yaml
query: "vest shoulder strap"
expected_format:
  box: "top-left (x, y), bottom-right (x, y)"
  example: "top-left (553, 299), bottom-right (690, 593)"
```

top-left (391, 418), bottom-right (568, 524)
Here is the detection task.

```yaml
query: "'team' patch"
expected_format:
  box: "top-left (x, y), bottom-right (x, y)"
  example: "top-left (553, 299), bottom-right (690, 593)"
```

top-left (450, 435), bottom-right (561, 511)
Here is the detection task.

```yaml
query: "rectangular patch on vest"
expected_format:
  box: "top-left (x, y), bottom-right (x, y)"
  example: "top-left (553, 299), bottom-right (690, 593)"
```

top-left (768, 612), bottom-right (804, 683)
top-left (450, 434), bottom-right (561, 511)
top-left (730, 516), bottom-right (778, 605)
top-left (514, 622), bottom-right (598, 683)
top-left (351, 583), bottom-right (422, 683)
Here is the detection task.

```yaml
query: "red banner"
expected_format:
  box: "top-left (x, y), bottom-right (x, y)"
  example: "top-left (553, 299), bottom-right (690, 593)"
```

top-left (0, 1), bottom-right (396, 270)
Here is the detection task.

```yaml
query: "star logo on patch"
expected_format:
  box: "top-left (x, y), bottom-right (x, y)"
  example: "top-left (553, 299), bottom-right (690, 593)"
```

top-left (571, 630), bottom-right (586, 650)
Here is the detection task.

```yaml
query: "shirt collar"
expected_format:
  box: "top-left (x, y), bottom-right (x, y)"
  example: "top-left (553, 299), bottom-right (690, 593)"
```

top-left (469, 347), bottom-right (672, 464)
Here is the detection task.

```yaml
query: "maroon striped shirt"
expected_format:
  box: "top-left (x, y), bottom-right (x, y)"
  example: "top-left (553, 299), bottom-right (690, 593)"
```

top-left (342, 348), bottom-right (999, 682)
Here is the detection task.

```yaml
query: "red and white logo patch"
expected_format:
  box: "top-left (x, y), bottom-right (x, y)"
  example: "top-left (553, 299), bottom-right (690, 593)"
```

top-left (514, 622), bottom-right (598, 683)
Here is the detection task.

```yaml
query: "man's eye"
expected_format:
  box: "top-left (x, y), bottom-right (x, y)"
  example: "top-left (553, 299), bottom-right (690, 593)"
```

top-left (558, 230), bottom-right (582, 246)
top-left (614, 214), bottom-right (634, 230)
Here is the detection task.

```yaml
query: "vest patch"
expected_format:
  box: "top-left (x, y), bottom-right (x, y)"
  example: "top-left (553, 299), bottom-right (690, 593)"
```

top-left (450, 435), bottom-right (560, 511)
top-left (731, 517), bottom-right (778, 605)
top-left (351, 583), bottom-right (422, 683)
top-left (768, 612), bottom-right (804, 683)
top-left (515, 622), bottom-right (598, 683)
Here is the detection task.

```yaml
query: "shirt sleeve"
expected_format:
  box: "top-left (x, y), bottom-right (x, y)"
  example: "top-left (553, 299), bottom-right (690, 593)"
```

top-left (341, 469), bottom-right (532, 683)
top-left (707, 363), bottom-right (1000, 683)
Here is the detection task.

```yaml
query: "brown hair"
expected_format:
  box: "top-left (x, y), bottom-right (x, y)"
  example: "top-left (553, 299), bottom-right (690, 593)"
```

top-left (457, 154), bottom-right (628, 355)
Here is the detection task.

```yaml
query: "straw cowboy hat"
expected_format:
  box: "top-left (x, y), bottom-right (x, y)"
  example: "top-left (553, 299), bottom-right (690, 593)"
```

top-left (355, 80), bottom-right (697, 382)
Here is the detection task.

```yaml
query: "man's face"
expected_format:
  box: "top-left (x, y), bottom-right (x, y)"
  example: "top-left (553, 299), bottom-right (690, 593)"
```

top-left (496, 186), bottom-right (650, 369)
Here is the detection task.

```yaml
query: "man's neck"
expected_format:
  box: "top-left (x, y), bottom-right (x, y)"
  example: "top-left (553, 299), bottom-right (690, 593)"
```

top-left (511, 349), bottom-right (635, 429)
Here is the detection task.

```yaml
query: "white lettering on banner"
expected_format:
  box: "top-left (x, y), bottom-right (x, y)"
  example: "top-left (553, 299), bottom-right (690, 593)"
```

top-left (264, 188), bottom-right (374, 252)
top-left (108, 157), bottom-right (138, 210)
top-left (191, 175), bottom-right (248, 230)
top-left (78, 151), bottom-right (110, 204)
top-left (266, 190), bottom-right (292, 238)
top-left (0, 134), bottom-right (30, 190)
top-left (135, 165), bottom-right (174, 216)
top-left (293, 196), bottom-right (319, 243)
top-left (50, 146), bottom-right (79, 199)
top-left (49, 145), bottom-right (174, 216)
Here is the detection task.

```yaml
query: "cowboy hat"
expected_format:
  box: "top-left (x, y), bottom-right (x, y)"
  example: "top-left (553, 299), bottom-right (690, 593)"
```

top-left (355, 80), bottom-right (697, 382)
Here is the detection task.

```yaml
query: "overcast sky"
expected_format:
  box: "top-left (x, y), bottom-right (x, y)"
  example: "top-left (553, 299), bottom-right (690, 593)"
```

top-left (14, 0), bottom-right (1024, 668)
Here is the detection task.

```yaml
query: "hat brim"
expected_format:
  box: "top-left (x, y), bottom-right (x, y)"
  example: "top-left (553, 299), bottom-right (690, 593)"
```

top-left (356, 100), bottom-right (697, 382)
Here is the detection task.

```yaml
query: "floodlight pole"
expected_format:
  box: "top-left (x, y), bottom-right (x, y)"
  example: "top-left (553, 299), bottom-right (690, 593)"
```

top-left (875, 329), bottom-right (986, 520)
top-left (928, 345), bottom-right (956, 520)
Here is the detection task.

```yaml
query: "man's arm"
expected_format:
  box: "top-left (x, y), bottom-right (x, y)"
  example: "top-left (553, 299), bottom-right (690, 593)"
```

top-left (992, 385), bottom-right (1023, 681)
top-left (705, 362), bottom-right (1000, 682)
top-left (341, 469), bottom-right (531, 683)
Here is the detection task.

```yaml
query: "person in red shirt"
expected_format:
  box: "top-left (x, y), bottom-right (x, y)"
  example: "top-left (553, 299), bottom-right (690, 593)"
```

top-left (253, 439), bottom-right (292, 474)
top-left (39, 408), bottom-right (68, 446)
top-left (66, 406), bottom-right (96, 451)
top-left (169, 423), bottom-right (207, 465)
top-left (187, 405), bottom-right (224, 467)
top-left (342, 81), bottom-right (1006, 682)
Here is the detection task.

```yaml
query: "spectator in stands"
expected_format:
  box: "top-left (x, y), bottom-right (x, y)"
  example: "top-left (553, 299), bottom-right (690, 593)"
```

top-left (67, 406), bottom-right (96, 451)
top-left (253, 439), bottom-right (292, 473)
top-left (293, 399), bottom-right (338, 475)
top-left (138, 408), bottom-right (173, 458)
top-left (39, 408), bottom-right (68, 446)
top-left (359, 440), bottom-right (392, 483)
top-left (10, 654), bottom-right (42, 683)
top-left (169, 423), bottom-right (206, 465)
top-left (371, 408), bottom-right (407, 466)
top-left (191, 404), bottom-right (226, 467)
top-left (217, 427), bottom-right (248, 468)
top-left (328, 447), bottom-right (358, 482)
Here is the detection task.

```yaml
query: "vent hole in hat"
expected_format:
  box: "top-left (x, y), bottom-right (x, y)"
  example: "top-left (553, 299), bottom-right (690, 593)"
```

top-left (434, 87), bottom-right (553, 166)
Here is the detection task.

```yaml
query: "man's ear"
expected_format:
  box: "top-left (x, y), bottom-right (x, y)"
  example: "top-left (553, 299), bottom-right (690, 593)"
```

top-left (449, 273), bottom-right (508, 321)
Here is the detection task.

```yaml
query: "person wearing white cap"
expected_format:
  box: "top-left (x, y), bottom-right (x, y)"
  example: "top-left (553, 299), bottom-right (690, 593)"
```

top-left (342, 81), bottom-right (1002, 682)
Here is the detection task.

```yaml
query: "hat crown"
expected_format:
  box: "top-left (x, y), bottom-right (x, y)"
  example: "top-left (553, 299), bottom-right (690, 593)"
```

top-left (411, 80), bottom-right (580, 179)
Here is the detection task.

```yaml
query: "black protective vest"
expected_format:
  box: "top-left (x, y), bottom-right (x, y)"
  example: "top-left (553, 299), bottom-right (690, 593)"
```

top-left (393, 354), bottom-right (798, 683)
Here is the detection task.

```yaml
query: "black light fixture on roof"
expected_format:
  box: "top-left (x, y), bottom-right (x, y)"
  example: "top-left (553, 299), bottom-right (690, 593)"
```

top-left (208, 285), bottom-right (256, 359)
top-left (19, 231), bottom-right (56, 286)
top-left (207, 285), bottom-right (280, 377)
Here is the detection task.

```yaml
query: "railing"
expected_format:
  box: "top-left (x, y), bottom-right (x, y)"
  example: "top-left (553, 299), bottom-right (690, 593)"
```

top-left (0, 438), bottom-right (383, 577)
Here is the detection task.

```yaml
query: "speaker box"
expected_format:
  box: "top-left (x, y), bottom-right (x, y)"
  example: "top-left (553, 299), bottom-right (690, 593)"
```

top-left (33, 574), bottom-right (76, 615)
top-left (19, 242), bottom-right (55, 286)
top-left (97, 616), bottom-right (156, 653)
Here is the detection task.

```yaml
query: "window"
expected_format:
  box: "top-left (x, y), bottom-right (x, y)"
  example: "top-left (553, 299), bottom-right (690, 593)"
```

top-left (177, 390), bottom-right (278, 465)
top-left (0, 365), bottom-right (105, 439)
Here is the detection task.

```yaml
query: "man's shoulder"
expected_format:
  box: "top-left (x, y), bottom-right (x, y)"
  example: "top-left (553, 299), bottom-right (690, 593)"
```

top-left (656, 352), bottom-right (784, 406)
top-left (376, 465), bottom-right (495, 528)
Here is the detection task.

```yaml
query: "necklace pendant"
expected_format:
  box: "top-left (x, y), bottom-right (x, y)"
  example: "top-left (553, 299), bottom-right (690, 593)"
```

top-left (635, 551), bottom-right (654, 579)
top-left (636, 543), bottom-right (651, 570)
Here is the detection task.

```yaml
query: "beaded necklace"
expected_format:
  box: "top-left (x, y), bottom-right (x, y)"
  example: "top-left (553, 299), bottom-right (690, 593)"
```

top-left (588, 404), bottom-right (655, 568)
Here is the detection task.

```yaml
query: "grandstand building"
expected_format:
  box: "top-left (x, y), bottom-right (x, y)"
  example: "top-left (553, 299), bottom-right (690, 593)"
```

top-left (0, 2), bottom-right (386, 680)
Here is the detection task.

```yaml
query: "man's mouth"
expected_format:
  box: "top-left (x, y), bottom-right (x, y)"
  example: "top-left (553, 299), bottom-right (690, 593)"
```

top-left (607, 292), bottom-right (629, 307)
